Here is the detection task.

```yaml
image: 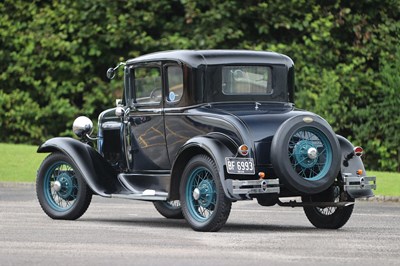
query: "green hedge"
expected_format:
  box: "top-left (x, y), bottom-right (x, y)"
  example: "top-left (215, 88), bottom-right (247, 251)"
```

top-left (0, 0), bottom-right (399, 171)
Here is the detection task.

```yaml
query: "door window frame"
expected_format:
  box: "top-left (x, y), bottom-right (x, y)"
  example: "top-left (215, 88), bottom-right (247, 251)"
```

top-left (164, 62), bottom-right (184, 106)
top-left (129, 62), bottom-right (163, 108)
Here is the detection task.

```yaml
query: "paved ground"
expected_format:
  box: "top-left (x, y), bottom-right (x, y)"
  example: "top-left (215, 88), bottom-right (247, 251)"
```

top-left (1, 183), bottom-right (399, 266)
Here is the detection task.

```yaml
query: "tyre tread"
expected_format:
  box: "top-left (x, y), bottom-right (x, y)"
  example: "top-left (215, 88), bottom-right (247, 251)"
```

top-left (180, 154), bottom-right (231, 232)
top-left (36, 152), bottom-right (92, 220)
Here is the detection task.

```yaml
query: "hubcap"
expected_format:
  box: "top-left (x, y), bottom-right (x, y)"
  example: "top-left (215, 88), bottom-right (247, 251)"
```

top-left (53, 181), bottom-right (62, 192)
top-left (293, 140), bottom-right (318, 168)
top-left (307, 147), bottom-right (318, 160)
top-left (193, 188), bottom-right (201, 200)
top-left (195, 180), bottom-right (215, 208)
top-left (56, 173), bottom-right (75, 200)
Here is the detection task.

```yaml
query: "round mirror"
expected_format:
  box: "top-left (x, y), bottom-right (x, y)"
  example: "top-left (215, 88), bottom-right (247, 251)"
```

top-left (72, 116), bottom-right (93, 138)
top-left (106, 68), bottom-right (115, 79)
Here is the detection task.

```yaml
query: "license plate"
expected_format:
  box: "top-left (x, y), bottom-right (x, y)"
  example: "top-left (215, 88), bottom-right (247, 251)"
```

top-left (225, 157), bottom-right (255, 175)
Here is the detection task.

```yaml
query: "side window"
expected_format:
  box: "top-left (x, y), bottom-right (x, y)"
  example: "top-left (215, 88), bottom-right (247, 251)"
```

top-left (134, 67), bottom-right (162, 104)
top-left (166, 65), bottom-right (183, 103)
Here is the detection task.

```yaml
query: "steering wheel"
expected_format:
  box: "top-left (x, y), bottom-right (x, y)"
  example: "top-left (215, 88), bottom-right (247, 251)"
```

top-left (149, 88), bottom-right (162, 101)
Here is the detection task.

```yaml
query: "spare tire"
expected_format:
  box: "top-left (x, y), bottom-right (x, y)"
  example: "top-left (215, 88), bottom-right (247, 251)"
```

top-left (271, 115), bottom-right (340, 194)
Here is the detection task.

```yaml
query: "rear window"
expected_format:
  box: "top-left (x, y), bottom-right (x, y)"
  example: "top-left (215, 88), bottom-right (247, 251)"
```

top-left (222, 66), bottom-right (272, 95)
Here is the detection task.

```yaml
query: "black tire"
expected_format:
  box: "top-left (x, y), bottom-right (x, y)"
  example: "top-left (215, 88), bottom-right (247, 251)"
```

top-left (180, 155), bottom-right (232, 232)
top-left (302, 185), bottom-right (355, 229)
top-left (153, 200), bottom-right (184, 219)
top-left (36, 152), bottom-right (92, 220)
top-left (271, 115), bottom-right (341, 194)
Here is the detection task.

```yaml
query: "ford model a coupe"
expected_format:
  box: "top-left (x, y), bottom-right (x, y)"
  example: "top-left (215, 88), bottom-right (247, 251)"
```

top-left (36, 50), bottom-right (376, 232)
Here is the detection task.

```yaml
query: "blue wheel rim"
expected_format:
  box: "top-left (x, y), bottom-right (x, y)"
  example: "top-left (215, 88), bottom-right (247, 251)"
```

top-left (185, 167), bottom-right (216, 222)
top-left (43, 161), bottom-right (78, 211)
top-left (288, 127), bottom-right (332, 181)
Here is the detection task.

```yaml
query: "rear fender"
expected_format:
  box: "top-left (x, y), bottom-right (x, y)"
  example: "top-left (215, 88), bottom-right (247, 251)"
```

top-left (169, 135), bottom-right (237, 200)
top-left (38, 137), bottom-right (119, 197)
top-left (337, 135), bottom-right (374, 198)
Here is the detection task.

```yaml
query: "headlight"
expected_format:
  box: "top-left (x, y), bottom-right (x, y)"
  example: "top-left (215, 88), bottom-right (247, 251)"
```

top-left (72, 116), bottom-right (93, 138)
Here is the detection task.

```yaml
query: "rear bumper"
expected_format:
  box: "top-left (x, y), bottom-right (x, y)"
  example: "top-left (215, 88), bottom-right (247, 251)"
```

top-left (226, 179), bottom-right (280, 199)
top-left (225, 174), bottom-right (376, 200)
top-left (343, 174), bottom-right (376, 198)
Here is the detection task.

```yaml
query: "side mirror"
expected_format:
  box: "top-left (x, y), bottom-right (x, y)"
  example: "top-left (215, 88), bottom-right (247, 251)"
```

top-left (106, 68), bottom-right (115, 79)
top-left (106, 62), bottom-right (126, 80)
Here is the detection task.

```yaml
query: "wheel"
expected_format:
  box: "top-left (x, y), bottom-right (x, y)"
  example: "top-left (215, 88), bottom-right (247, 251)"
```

top-left (36, 152), bottom-right (92, 220)
top-left (153, 200), bottom-right (184, 219)
top-left (271, 115), bottom-right (341, 194)
top-left (302, 185), bottom-right (355, 229)
top-left (180, 155), bottom-right (232, 232)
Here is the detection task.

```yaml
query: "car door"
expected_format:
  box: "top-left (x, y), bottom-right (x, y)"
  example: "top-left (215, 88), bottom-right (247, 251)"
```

top-left (128, 63), bottom-right (170, 170)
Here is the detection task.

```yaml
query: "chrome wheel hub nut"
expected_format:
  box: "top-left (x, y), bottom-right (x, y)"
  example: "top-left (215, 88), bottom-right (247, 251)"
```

top-left (53, 181), bottom-right (62, 192)
top-left (307, 147), bottom-right (318, 160)
top-left (193, 188), bottom-right (201, 200)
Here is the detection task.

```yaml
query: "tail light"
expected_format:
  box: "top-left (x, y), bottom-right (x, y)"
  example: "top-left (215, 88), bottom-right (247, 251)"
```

top-left (238, 145), bottom-right (249, 156)
top-left (344, 146), bottom-right (364, 165)
top-left (354, 146), bottom-right (363, 157)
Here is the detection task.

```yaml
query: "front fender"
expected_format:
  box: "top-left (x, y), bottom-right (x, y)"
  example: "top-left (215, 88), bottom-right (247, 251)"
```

top-left (38, 137), bottom-right (119, 197)
top-left (169, 135), bottom-right (237, 200)
top-left (337, 135), bottom-right (374, 198)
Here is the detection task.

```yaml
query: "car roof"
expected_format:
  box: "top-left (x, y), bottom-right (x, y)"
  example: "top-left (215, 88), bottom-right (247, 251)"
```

top-left (126, 50), bottom-right (294, 68)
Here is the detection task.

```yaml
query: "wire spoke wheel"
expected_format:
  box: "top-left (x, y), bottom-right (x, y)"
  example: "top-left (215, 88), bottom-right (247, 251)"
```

top-left (45, 162), bottom-right (78, 211)
top-left (186, 167), bottom-right (217, 222)
top-left (303, 184), bottom-right (355, 229)
top-left (271, 116), bottom-right (341, 194)
top-left (153, 200), bottom-right (184, 219)
top-left (180, 155), bottom-right (231, 232)
top-left (165, 200), bottom-right (181, 208)
top-left (315, 186), bottom-right (340, 216)
top-left (36, 153), bottom-right (92, 220)
top-left (288, 127), bottom-right (332, 181)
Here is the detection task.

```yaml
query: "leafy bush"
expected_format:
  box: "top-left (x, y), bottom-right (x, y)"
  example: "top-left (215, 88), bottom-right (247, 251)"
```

top-left (0, 0), bottom-right (399, 171)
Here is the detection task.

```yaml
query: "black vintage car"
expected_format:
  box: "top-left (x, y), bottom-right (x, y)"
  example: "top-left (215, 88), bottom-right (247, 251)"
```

top-left (36, 50), bottom-right (376, 232)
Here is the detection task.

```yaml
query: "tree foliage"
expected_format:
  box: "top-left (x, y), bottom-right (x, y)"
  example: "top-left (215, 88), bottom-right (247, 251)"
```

top-left (0, 0), bottom-right (399, 171)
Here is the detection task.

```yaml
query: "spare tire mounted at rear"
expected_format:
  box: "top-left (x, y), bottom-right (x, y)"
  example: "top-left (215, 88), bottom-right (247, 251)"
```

top-left (271, 115), bottom-right (341, 194)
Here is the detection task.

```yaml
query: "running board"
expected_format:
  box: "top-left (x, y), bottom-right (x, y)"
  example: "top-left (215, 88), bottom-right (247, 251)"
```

top-left (277, 200), bottom-right (355, 208)
top-left (111, 190), bottom-right (168, 201)
top-left (117, 172), bottom-right (170, 194)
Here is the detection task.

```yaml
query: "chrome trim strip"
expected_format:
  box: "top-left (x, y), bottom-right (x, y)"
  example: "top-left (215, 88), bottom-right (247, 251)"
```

top-left (111, 193), bottom-right (168, 201)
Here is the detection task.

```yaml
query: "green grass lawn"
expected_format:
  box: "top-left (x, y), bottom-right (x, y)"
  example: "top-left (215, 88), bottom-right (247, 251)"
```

top-left (0, 143), bottom-right (399, 196)
top-left (0, 143), bottom-right (47, 182)
top-left (369, 171), bottom-right (400, 197)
